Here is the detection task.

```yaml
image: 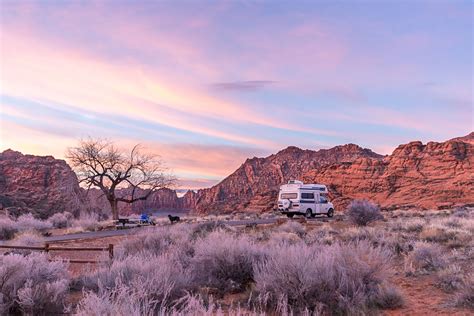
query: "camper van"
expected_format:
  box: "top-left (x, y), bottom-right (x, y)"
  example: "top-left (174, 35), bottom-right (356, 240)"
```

top-left (277, 180), bottom-right (334, 218)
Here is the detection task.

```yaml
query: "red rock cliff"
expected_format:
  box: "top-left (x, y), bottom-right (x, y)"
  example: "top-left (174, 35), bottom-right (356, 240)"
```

top-left (190, 133), bottom-right (474, 213)
top-left (85, 187), bottom-right (191, 215)
top-left (2, 133), bottom-right (472, 217)
top-left (190, 144), bottom-right (382, 213)
top-left (0, 149), bottom-right (89, 218)
top-left (303, 135), bottom-right (474, 210)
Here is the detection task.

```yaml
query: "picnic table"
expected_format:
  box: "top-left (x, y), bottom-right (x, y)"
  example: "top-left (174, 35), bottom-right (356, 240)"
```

top-left (116, 214), bottom-right (156, 229)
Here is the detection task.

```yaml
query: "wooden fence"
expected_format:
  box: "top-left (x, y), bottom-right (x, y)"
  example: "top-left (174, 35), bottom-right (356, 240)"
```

top-left (0, 243), bottom-right (114, 264)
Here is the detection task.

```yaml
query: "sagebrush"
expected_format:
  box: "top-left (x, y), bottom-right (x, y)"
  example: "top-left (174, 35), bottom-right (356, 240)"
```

top-left (0, 253), bottom-right (69, 315)
top-left (347, 199), bottom-right (383, 226)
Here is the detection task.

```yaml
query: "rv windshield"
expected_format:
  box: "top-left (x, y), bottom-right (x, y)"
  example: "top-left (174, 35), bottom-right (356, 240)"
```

top-left (280, 193), bottom-right (297, 199)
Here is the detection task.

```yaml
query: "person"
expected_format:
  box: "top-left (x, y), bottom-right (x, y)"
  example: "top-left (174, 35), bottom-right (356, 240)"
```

top-left (140, 213), bottom-right (150, 222)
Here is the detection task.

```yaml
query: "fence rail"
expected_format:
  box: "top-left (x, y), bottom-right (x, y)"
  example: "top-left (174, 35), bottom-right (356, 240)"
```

top-left (0, 243), bottom-right (114, 263)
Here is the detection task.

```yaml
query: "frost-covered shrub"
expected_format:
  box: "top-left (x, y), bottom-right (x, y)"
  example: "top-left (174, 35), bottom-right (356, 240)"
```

top-left (385, 234), bottom-right (416, 257)
top-left (76, 284), bottom-right (157, 316)
top-left (268, 231), bottom-right (303, 246)
top-left (117, 225), bottom-right (193, 260)
top-left (72, 213), bottom-right (100, 232)
top-left (339, 227), bottom-right (380, 243)
top-left (436, 265), bottom-right (465, 293)
top-left (16, 213), bottom-right (52, 232)
top-left (464, 218), bottom-right (474, 233)
top-left (276, 221), bottom-right (306, 237)
top-left (190, 221), bottom-right (232, 240)
top-left (10, 232), bottom-right (44, 255)
top-left (453, 207), bottom-right (470, 218)
top-left (17, 278), bottom-right (69, 315)
top-left (304, 226), bottom-right (338, 245)
top-left (48, 212), bottom-right (74, 229)
top-left (191, 231), bottom-right (263, 295)
top-left (454, 274), bottom-right (474, 310)
top-left (420, 225), bottom-right (456, 243)
top-left (371, 283), bottom-right (405, 310)
top-left (253, 241), bottom-right (397, 314)
top-left (390, 218), bottom-right (425, 233)
top-left (405, 242), bottom-right (447, 275)
top-left (340, 227), bottom-right (414, 257)
top-left (76, 289), bottom-right (224, 316)
top-left (80, 251), bottom-right (191, 309)
top-left (442, 218), bottom-right (462, 228)
top-left (173, 293), bottom-right (232, 315)
top-left (250, 229), bottom-right (271, 243)
top-left (0, 217), bottom-right (18, 240)
top-left (446, 229), bottom-right (473, 249)
top-left (347, 200), bottom-right (383, 226)
top-left (0, 253), bottom-right (69, 314)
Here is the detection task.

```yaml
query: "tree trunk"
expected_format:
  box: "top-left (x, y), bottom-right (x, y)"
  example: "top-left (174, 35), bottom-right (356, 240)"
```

top-left (109, 198), bottom-right (119, 220)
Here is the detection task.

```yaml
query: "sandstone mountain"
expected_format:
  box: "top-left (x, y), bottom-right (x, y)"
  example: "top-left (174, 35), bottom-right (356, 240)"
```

top-left (190, 132), bottom-right (473, 213)
top-left (1, 133), bottom-right (472, 218)
top-left (0, 149), bottom-right (190, 218)
top-left (0, 149), bottom-right (88, 218)
top-left (303, 134), bottom-right (474, 210)
top-left (190, 144), bottom-right (382, 213)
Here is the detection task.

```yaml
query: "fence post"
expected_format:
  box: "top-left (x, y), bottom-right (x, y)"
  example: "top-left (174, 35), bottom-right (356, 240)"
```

top-left (108, 244), bottom-right (114, 260)
top-left (44, 243), bottom-right (50, 253)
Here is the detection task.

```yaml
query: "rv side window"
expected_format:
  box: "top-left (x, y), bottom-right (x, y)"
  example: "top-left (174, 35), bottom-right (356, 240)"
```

top-left (320, 196), bottom-right (328, 203)
top-left (301, 192), bottom-right (314, 199)
top-left (281, 193), bottom-right (297, 199)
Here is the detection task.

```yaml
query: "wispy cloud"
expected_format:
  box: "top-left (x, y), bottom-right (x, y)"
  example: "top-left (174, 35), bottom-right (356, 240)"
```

top-left (211, 80), bottom-right (275, 92)
top-left (1, 1), bottom-right (472, 188)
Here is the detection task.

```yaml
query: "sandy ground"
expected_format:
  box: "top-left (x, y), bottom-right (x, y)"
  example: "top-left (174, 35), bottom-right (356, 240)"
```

top-left (384, 274), bottom-right (471, 316)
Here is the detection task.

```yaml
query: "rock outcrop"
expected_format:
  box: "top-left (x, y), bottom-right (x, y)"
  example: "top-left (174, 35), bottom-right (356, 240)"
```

top-left (190, 133), bottom-right (474, 213)
top-left (303, 137), bottom-right (474, 210)
top-left (190, 144), bottom-right (383, 213)
top-left (0, 149), bottom-right (88, 218)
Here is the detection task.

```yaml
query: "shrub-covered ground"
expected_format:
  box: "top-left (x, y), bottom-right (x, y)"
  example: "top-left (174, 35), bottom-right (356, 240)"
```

top-left (1, 207), bottom-right (473, 315)
top-left (0, 212), bottom-right (107, 241)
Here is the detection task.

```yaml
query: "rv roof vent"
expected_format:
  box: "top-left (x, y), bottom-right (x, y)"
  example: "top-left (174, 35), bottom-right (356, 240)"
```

top-left (288, 180), bottom-right (303, 184)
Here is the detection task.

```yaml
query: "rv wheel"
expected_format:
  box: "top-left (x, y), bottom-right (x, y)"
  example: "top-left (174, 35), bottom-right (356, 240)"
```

top-left (305, 209), bottom-right (312, 218)
top-left (287, 214), bottom-right (294, 218)
top-left (327, 209), bottom-right (334, 218)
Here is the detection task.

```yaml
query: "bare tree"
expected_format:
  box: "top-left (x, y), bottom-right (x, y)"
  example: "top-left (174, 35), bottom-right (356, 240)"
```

top-left (66, 138), bottom-right (175, 220)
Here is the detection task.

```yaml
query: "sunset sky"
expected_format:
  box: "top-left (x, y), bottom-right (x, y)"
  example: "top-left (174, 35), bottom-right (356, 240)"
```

top-left (0, 1), bottom-right (473, 189)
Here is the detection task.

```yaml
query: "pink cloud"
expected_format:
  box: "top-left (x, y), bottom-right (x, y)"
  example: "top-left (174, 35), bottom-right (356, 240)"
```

top-left (0, 119), bottom-right (265, 184)
top-left (0, 32), bottom-right (281, 147)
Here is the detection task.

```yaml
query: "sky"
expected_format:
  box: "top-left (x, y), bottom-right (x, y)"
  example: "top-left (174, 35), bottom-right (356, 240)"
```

top-left (0, 1), bottom-right (473, 190)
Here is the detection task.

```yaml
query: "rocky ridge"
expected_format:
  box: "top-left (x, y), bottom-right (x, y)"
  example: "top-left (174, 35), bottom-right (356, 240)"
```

top-left (190, 144), bottom-right (383, 213)
top-left (0, 149), bottom-right (89, 218)
top-left (1, 133), bottom-right (472, 217)
top-left (302, 134), bottom-right (474, 210)
top-left (190, 133), bottom-right (473, 213)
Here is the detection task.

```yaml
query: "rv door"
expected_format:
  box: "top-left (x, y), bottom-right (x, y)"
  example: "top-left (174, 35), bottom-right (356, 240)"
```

top-left (319, 194), bottom-right (329, 212)
top-left (314, 192), bottom-right (322, 213)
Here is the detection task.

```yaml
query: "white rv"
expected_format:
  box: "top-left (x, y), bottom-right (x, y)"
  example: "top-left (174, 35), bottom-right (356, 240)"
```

top-left (277, 180), bottom-right (334, 218)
